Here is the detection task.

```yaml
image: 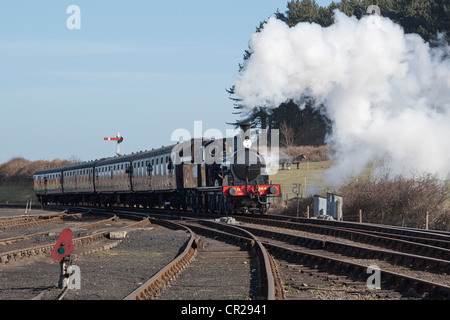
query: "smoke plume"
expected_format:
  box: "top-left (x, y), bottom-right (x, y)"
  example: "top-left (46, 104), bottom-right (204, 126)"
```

top-left (234, 10), bottom-right (450, 183)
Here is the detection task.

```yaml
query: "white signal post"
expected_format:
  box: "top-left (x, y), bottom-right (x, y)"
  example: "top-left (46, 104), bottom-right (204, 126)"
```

top-left (104, 132), bottom-right (124, 156)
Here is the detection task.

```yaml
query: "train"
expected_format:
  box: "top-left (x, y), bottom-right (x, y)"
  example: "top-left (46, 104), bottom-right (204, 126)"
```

top-left (33, 124), bottom-right (281, 214)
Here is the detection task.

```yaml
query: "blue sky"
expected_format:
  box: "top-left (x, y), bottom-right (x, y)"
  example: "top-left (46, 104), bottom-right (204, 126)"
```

top-left (0, 0), bottom-right (336, 163)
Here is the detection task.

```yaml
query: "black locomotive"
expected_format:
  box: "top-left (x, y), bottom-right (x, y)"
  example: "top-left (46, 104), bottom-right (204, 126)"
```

top-left (34, 124), bottom-right (281, 214)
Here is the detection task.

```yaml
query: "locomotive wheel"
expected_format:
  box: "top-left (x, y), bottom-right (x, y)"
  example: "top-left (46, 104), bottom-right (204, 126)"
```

top-left (208, 195), bottom-right (214, 213)
top-left (224, 199), bottom-right (233, 215)
top-left (217, 195), bottom-right (226, 214)
top-left (216, 197), bottom-right (223, 214)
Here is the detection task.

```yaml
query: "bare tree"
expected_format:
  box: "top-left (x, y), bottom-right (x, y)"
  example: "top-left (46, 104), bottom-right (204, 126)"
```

top-left (280, 121), bottom-right (295, 147)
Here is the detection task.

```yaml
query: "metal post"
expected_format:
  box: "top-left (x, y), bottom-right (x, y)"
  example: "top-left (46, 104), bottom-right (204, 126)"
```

top-left (426, 211), bottom-right (429, 230)
top-left (116, 132), bottom-right (121, 156)
top-left (304, 177), bottom-right (307, 197)
top-left (306, 205), bottom-right (310, 219)
top-left (59, 256), bottom-right (71, 289)
top-left (337, 199), bottom-right (341, 221)
top-left (359, 209), bottom-right (362, 223)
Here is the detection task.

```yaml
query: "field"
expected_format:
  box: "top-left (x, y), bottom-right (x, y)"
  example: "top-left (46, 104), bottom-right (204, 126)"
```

top-left (268, 161), bottom-right (335, 200)
top-left (0, 157), bottom-right (72, 204)
top-left (0, 182), bottom-right (37, 204)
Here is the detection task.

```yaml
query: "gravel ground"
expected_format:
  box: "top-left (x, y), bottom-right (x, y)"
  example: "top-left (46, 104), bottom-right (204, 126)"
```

top-left (0, 208), bottom-right (59, 219)
top-left (157, 237), bottom-right (255, 300)
top-left (0, 216), bottom-right (131, 254)
top-left (277, 259), bottom-right (404, 300)
top-left (0, 224), bottom-right (190, 300)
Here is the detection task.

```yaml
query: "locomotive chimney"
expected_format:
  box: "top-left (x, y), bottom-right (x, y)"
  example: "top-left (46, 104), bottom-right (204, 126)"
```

top-left (239, 123), bottom-right (251, 136)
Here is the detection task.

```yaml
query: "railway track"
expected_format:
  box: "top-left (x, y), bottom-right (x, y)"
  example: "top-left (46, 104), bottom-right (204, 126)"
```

top-left (252, 214), bottom-right (450, 249)
top-left (234, 216), bottom-right (450, 261)
top-left (0, 210), bottom-right (141, 266)
top-left (0, 207), bottom-right (277, 300)
top-left (124, 218), bottom-right (198, 300)
top-left (232, 216), bottom-right (450, 299)
top-left (125, 217), bottom-right (281, 300)
top-left (0, 211), bottom-right (68, 231)
top-left (0, 208), bottom-right (158, 299)
top-left (1, 205), bottom-right (449, 300)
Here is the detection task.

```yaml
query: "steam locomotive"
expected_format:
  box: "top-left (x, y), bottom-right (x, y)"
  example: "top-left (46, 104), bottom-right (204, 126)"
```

top-left (33, 124), bottom-right (281, 214)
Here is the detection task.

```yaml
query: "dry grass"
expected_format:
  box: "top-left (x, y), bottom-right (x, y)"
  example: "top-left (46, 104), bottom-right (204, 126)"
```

top-left (338, 170), bottom-right (450, 231)
top-left (0, 157), bottom-right (74, 203)
top-left (280, 145), bottom-right (333, 162)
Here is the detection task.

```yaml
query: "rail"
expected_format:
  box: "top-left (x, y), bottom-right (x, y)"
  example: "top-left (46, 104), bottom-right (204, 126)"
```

top-left (124, 219), bottom-right (198, 300)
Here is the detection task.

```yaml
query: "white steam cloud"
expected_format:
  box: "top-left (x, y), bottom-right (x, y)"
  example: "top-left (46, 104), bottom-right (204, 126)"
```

top-left (234, 10), bottom-right (450, 183)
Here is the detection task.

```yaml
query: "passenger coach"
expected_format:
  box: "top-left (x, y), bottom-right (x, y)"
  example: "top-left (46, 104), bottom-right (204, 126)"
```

top-left (34, 126), bottom-right (281, 214)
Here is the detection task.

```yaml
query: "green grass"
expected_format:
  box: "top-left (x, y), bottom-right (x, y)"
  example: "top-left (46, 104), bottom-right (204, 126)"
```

top-left (0, 181), bottom-right (37, 203)
top-left (268, 161), bottom-right (336, 198)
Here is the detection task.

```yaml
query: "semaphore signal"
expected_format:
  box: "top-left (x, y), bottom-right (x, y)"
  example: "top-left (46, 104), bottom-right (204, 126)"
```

top-left (104, 132), bottom-right (123, 156)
